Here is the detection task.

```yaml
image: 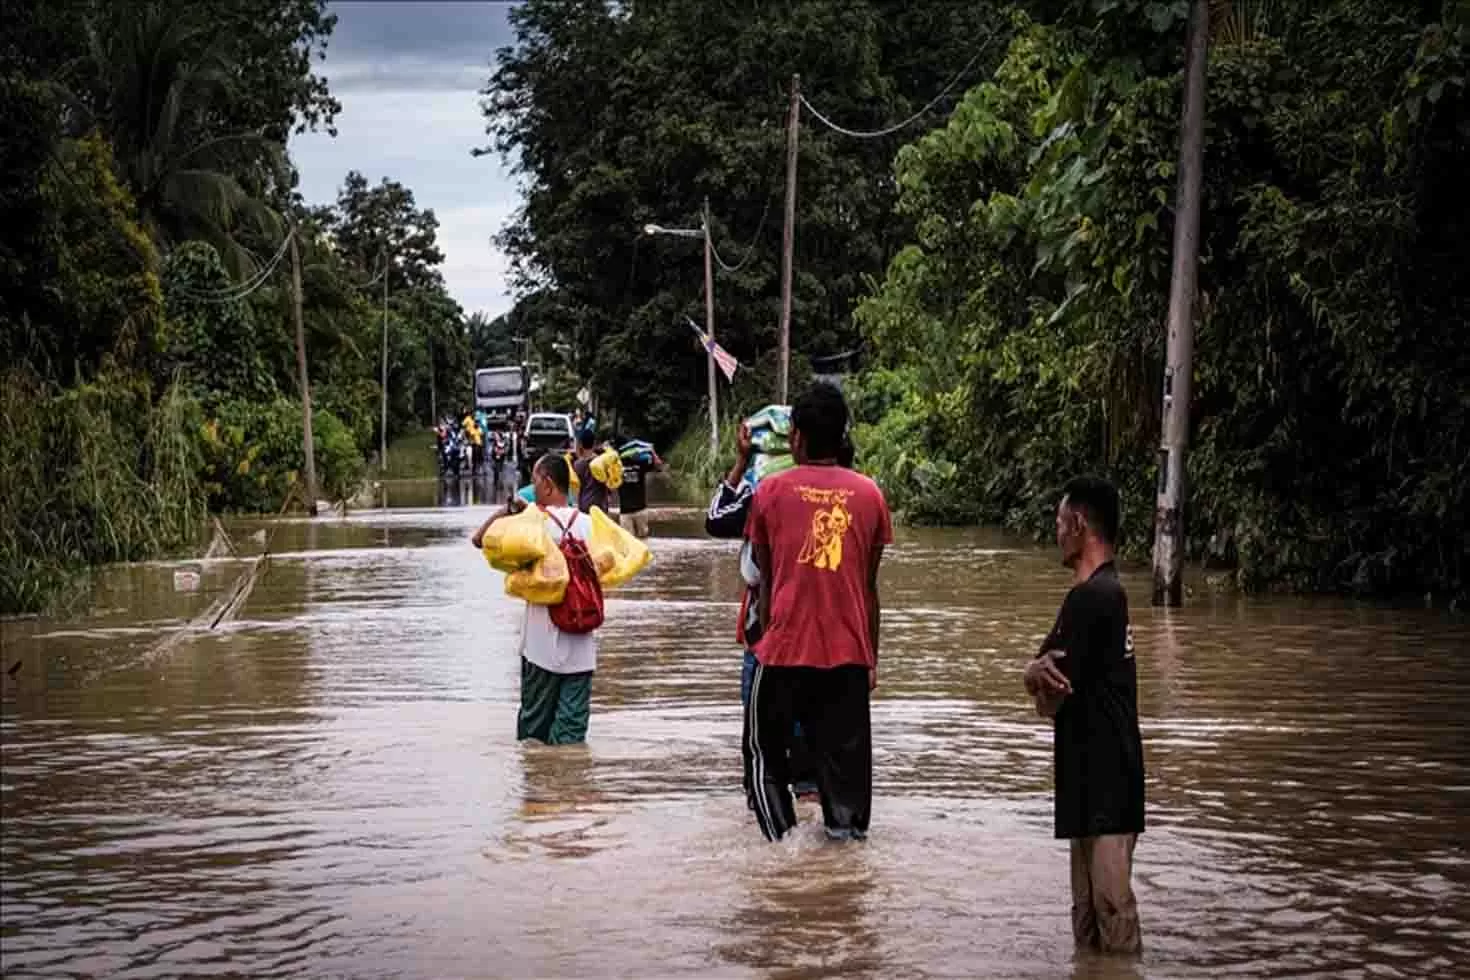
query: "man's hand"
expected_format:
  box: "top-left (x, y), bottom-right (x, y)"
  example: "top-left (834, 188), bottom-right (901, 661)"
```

top-left (725, 423), bottom-right (755, 488)
top-left (1034, 690), bottom-right (1065, 718)
top-left (1024, 650), bottom-right (1071, 697)
top-left (868, 667), bottom-right (878, 692)
top-left (735, 421), bottom-right (753, 458)
top-left (471, 501), bottom-right (522, 549)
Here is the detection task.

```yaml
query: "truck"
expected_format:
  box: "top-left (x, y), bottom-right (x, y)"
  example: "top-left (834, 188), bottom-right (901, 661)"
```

top-left (518, 412), bottom-right (576, 485)
top-left (473, 365), bottom-right (528, 425)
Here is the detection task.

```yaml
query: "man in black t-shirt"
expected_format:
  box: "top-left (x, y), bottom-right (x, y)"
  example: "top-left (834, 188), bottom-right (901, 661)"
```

top-left (616, 443), bottom-right (662, 539)
top-left (1024, 475), bottom-right (1145, 955)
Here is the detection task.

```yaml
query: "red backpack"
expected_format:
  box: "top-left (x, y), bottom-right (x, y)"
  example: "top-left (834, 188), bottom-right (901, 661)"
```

top-left (544, 508), bottom-right (604, 634)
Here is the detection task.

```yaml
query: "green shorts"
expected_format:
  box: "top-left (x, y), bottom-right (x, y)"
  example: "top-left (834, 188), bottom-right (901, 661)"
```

top-left (518, 657), bottom-right (593, 744)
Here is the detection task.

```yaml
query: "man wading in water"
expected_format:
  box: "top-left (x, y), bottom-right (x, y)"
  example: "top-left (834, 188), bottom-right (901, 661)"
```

top-left (1024, 476), bottom-right (1145, 954)
top-left (706, 422), bottom-right (821, 801)
top-left (744, 383), bottom-right (891, 841)
top-left (472, 454), bottom-right (599, 744)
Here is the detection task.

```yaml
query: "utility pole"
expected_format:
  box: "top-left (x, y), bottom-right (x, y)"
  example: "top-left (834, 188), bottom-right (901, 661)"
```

top-left (289, 228), bottom-right (318, 517)
top-left (380, 248), bottom-right (389, 476)
top-left (778, 73), bottom-right (800, 404)
top-left (1151, 0), bottom-right (1209, 607)
top-left (702, 197), bottom-right (718, 457)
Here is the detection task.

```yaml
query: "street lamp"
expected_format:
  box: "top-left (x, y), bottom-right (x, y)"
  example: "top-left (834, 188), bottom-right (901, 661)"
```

top-left (642, 223), bottom-right (702, 238)
top-left (643, 199), bottom-right (718, 457)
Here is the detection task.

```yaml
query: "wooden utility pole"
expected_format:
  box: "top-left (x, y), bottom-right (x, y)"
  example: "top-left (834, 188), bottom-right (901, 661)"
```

top-left (289, 229), bottom-right (318, 517)
top-left (778, 73), bottom-right (800, 404)
top-left (702, 198), bottom-right (718, 456)
top-left (1151, 0), bottom-right (1210, 607)
top-left (380, 249), bottom-right (389, 476)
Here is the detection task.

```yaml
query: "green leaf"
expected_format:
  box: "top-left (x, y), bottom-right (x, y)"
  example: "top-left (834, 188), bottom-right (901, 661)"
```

top-left (1134, 211), bottom-right (1158, 242)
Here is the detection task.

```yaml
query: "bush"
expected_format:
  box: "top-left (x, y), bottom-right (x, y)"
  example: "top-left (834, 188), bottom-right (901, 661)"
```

top-left (199, 397), bottom-right (365, 513)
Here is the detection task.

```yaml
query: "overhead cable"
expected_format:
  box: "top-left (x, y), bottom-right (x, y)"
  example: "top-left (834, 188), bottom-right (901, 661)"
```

top-left (799, 35), bottom-right (999, 140)
top-left (709, 196), bottom-right (774, 274)
top-left (171, 226), bottom-right (298, 303)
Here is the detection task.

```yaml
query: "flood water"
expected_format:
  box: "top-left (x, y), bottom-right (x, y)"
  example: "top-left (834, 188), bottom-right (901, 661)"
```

top-left (3, 478), bottom-right (1468, 978)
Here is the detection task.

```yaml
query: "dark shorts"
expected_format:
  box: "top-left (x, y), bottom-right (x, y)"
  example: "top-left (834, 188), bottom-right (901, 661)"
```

top-left (518, 657), bottom-right (592, 744)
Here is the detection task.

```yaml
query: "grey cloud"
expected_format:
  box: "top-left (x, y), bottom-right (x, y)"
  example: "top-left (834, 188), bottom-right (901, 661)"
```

top-left (324, 1), bottom-right (516, 63)
top-left (326, 57), bottom-right (489, 94)
top-left (291, 1), bottom-right (521, 318)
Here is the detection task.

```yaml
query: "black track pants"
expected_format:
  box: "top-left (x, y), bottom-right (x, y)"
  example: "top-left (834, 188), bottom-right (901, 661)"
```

top-left (743, 662), bottom-right (871, 841)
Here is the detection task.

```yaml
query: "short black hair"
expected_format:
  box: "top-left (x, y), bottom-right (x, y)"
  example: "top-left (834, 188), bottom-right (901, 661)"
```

top-left (577, 429), bottom-right (595, 450)
top-left (536, 453), bottom-right (571, 494)
top-left (1062, 476), bottom-right (1120, 546)
top-left (792, 382), bottom-right (849, 461)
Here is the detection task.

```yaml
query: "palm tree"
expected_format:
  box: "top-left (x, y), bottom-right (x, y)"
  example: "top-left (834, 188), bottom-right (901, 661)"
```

top-left (87, 1), bottom-right (284, 277)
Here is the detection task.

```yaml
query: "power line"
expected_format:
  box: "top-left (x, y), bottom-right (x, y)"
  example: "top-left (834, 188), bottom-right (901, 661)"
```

top-left (172, 228), bottom-right (294, 302)
top-left (799, 36), bottom-right (999, 140)
top-left (709, 195), bottom-right (773, 274)
top-left (172, 227), bottom-right (298, 303)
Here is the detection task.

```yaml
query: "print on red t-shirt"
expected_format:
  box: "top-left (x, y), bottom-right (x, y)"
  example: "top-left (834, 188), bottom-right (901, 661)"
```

top-left (747, 464), bottom-right (893, 669)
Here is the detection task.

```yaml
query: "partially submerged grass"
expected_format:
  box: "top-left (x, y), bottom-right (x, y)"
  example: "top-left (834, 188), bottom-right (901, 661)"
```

top-left (0, 368), bottom-right (208, 615)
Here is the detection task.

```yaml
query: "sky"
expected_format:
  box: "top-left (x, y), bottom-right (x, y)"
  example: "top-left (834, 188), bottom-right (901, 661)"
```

top-left (289, 1), bottom-right (520, 320)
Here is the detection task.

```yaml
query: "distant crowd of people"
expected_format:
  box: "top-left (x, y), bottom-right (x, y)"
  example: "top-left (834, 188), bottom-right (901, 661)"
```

top-left (436, 408), bottom-right (517, 482)
top-left (473, 381), bottom-right (1146, 957)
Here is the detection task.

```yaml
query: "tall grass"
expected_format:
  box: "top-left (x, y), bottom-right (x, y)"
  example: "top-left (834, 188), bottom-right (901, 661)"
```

top-left (0, 367), bottom-right (208, 614)
top-left (666, 420), bottom-right (739, 503)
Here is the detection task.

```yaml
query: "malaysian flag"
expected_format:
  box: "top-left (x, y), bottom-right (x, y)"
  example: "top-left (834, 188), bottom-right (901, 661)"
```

top-left (685, 316), bottom-right (739, 383)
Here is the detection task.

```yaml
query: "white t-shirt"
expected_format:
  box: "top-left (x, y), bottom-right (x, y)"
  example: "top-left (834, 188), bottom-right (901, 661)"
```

top-left (520, 506), bottom-right (598, 675)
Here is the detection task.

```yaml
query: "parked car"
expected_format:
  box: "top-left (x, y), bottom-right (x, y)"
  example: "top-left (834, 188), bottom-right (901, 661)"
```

top-left (519, 412), bottom-right (576, 485)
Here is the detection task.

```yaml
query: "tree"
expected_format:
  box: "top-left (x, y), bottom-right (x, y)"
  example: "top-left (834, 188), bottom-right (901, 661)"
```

top-left (856, 0), bottom-right (1470, 598)
top-left (467, 312), bottom-right (520, 368)
top-left (76, 0), bottom-right (338, 275)
top-left (323, 171), bottom-right (464, 436)
top-left (328, 171), bottom-right (446, 292)
top-left (480, 0), bottom-right (1012, 445)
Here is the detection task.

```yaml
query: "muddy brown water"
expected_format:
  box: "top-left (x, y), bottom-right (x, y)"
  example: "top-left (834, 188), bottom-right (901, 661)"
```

top-left (2, 479), bottom-right (1467, 978)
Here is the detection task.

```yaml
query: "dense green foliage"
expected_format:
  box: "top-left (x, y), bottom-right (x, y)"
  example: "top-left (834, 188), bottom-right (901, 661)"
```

top-left (1, 0), bottom-right (472, 612)
top-left (856, 1), bottom-right (1469, 598)
top-left (482, 0), bottom-right (1010, 445)
top-left (491, 0), bottom-right (1467, 599)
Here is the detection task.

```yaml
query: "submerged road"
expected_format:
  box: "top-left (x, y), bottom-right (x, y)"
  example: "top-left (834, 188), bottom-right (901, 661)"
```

top-left (2, 489), bottom-right (1467, 978)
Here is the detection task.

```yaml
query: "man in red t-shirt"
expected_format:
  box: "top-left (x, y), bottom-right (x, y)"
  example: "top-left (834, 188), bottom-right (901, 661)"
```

top-left (743, 383), bottom-right (892, 841)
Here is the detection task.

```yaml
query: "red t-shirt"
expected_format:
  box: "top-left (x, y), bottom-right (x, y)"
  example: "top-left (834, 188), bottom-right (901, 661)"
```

top-left (747, 464), bottom-right (893, 669)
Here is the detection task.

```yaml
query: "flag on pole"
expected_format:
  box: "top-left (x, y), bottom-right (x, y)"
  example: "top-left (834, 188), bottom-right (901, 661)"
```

top-left (685, 316), bottom-right (739, 383)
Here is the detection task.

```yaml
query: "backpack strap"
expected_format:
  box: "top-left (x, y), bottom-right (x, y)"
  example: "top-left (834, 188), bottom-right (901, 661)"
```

top-left (540, 506), bottom-right (574, 539)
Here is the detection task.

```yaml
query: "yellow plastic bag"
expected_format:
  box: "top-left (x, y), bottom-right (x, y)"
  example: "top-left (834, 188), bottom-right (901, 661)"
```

top-left (505, 543), bottom-right (568, 605)
top-left (482, 506), bottom-right (551, 573)
top-left (587, 506), bottom-right (651, 588)
top-left (589, 448), bottom-right (624, 489)
top-left (565, 452), bottom-right (581, 494)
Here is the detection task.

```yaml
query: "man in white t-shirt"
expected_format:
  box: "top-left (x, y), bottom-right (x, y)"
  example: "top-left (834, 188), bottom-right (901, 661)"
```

top-left (473, 454), bottom-right (598, 744)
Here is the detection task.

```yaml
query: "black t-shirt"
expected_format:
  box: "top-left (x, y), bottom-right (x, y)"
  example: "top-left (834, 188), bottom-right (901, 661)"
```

top-left (618, 458), bottom-right (650, 514)
top-left (573, 456), bottom-right (609, 514)
top-left (1038, 561), bottom-right (1145, 840)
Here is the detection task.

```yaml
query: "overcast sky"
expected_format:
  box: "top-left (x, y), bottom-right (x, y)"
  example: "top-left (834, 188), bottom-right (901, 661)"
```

top-left (289, 1), bottom-right (520, 320)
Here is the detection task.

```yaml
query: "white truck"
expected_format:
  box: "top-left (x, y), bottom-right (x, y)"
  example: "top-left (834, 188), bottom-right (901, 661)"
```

top-left (473, 365), bottom-right (528, 425)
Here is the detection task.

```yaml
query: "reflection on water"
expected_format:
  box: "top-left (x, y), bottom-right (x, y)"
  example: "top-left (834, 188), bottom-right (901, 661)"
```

top-left (2, 481), bottom-right (1468, 978)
